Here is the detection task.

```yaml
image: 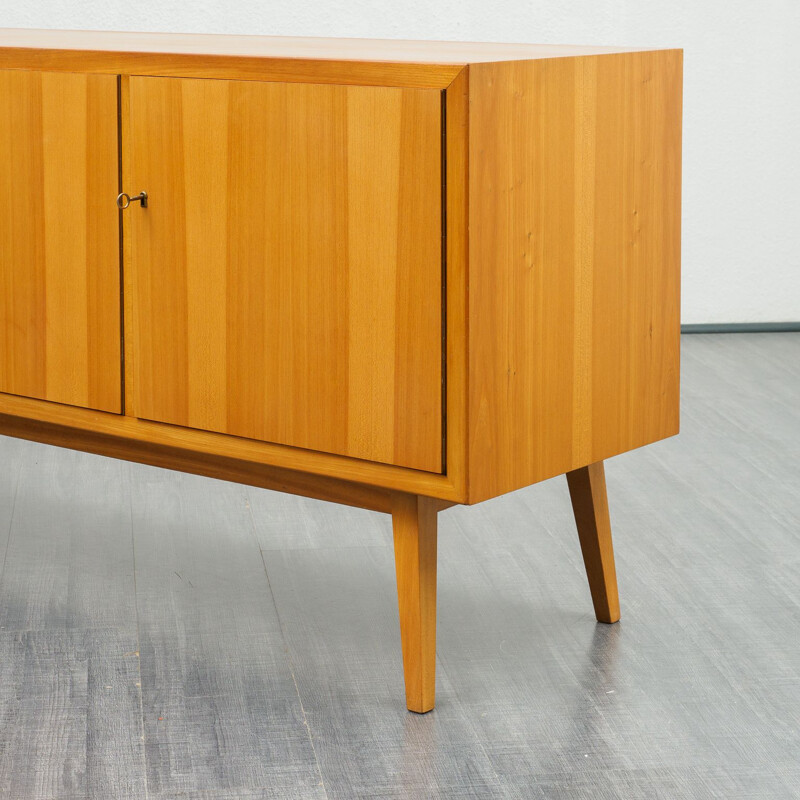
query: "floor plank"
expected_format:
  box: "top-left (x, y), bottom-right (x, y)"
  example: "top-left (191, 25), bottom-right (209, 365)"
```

top-left (0, 445), bottom-right (145, 799)
top-left (0, 627), bottom-right (145, 799)
top-left (0, 332), bottom-right (798, 799)
top-left (0, 434), bottom-right (21, 560)
top-left (262, 544), bottom-right (507, 799)
top-left (0, 445), bottom-right (136, 632)
top-left (246, 488), bottom-right (391, 551)
top-left (128, 465), bottom-right (325, 799)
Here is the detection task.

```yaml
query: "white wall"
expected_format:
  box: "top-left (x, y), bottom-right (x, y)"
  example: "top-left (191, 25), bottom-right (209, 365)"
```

top-left (4, 0), bottom-right (799, 324)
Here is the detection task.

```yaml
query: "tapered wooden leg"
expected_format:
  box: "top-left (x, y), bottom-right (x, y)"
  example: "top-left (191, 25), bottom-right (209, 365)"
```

top-left (391, 494), bottom-right (438, 713)
top-left (566, 461), bottom-right (621, 624)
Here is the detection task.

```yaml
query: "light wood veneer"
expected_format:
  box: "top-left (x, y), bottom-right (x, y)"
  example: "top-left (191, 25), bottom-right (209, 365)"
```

top-left (0, 69), bottom-right (121, 412)
top-left (0, 30), bottom-right (682, 713)
top-left (127, 76), bottom-right (442, 472)
top-left (468, 51), bottom-right (682, 501)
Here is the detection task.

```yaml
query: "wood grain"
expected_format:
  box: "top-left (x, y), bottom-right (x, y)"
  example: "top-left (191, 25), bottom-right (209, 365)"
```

top-left (0, 409), bottom-right (393, 514)
top-left (128, 470), bottom-right (325, 797)
top-left (0, 29), bottom-right (660, 86)
top-left (0, 42), bottom-right (683, 513)
top-left (566, 461), bottom-right (620, 623)
top-left (0, 446), bottom-right (136, 632)
top-left (0, 69), bottom-right (121, 413)
top-left (443, 67), bottom-right (470, 494)
top-left (467, 50), bottom-right (683, 502)
top-left (126, 77), bottom-right (442, 473)
top-left (0, 390), bottom-right (462, 504)
top-left (120, 74), bottom-right (135, 416)
top-left (392, 493), bottom-right (438, 713)
top-left (0, 445), bottom-right (145, 798)
top-left (0, 628), bottom-right (146, 798)
top-left (0, 50), bottom-right (460, 90)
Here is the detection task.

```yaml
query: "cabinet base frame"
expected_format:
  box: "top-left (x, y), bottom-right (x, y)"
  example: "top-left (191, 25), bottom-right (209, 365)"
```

top-left (0, 391), bottom-right (463, 506)
top-left (1, 397), bottom-right (620, 713)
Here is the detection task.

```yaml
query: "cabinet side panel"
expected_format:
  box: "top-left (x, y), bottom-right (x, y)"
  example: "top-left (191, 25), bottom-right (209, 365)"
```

top-left (0, 70), bottom-right (121, 413)
top-left (467, 51), bottom-right (682, 502)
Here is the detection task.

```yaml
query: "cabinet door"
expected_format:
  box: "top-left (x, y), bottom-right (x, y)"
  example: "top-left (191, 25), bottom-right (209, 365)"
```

top-left (0, 70), bottom-right (121, 412)
top-left (127, 77), bottom-right (442, 472)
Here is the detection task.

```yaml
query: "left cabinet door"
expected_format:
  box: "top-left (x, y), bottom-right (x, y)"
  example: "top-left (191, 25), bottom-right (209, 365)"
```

top-left (0, 70), bottom-right (121, 413)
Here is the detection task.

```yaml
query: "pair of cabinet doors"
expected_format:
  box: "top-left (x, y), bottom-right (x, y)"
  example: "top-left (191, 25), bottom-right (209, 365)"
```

top-left (0, 70), bottom-right (443, 473)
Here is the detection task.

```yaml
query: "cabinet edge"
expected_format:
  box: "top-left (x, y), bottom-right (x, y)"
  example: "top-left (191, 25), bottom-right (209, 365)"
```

top-left (0, 49), bottom-right (463, 88)
top-left (0, 393), bottom-right (466, 506)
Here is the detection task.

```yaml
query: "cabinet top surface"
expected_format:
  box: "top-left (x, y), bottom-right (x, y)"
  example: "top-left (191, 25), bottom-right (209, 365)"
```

top-left (0, 28), bottom-right (660, 66)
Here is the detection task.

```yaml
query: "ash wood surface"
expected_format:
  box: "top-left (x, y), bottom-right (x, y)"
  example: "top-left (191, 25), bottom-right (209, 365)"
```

top-left (566, 461), bottom-right (620, 623)
top-left (0, 406), bottom-right (394, 514)
top-left (466, 50), bottom-right (683, 502)
top-left (0, 29), bottom-right (665, 88)
top-left (0, 390), bottom-right (462, 502)
top-left (0, 49), bottom-right (460, 90)
top-left (127, 76), bottom-right (442, 473)
top-left (443, 67), bottom-right (470, 495)
top-left (0, 69), bottom-right (121, 413)
top-left (0, 28), bottom-right (656, 65)
top-left (392, 494), bottom-right (438, 713)
top-left (0, 41), bottom-right (684, 508)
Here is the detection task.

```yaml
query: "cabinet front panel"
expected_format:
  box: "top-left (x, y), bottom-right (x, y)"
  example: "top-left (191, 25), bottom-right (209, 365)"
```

top-left (0, 70), bottom-right (121, 412)
top-left (128, 77), bottom-right (442, 472)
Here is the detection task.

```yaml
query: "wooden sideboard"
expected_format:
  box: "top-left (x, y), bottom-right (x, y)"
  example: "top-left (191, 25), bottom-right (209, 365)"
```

top-left (0, 29), bottom-right (682, 713)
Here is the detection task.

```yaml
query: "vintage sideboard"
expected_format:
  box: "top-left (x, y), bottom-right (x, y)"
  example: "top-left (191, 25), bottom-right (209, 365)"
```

top-left (0, 29), bottom-right (682, 713)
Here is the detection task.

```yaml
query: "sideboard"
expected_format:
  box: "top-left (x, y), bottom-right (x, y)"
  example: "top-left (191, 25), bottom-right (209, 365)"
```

top-left (0, 29), bottom-right (682, 712)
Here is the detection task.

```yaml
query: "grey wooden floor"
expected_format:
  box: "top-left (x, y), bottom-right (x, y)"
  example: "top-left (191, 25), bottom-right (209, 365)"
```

top-left (0, 333), bottom-right (798, 799)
